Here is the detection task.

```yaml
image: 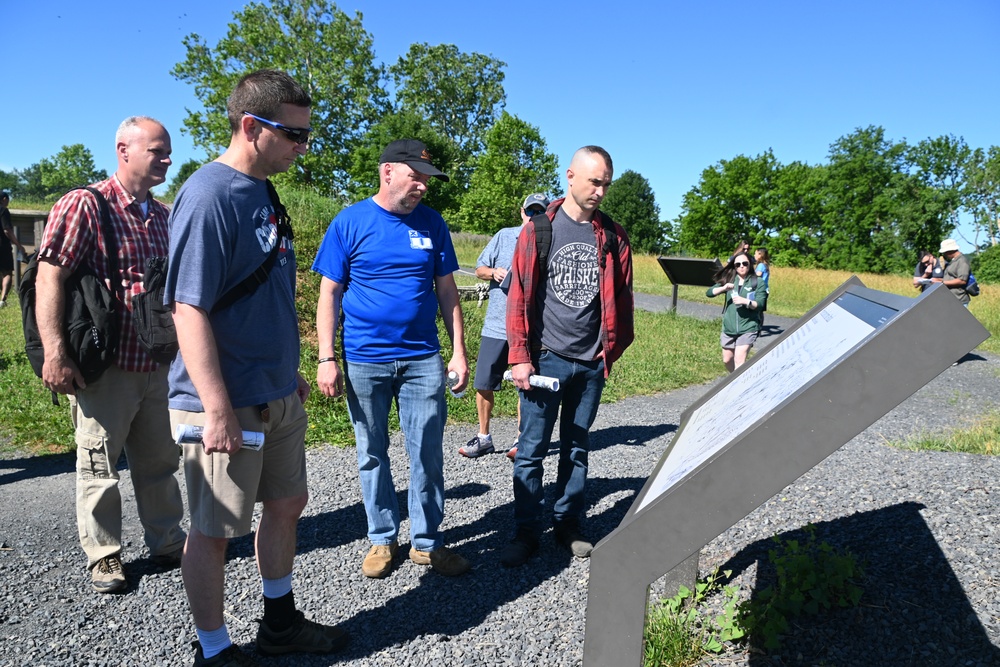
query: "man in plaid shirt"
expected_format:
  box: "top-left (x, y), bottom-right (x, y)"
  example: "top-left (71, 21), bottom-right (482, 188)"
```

top-left (501, 145), bottom-right (634, 568)
top-left (35, 116), bottom-right (185, 594)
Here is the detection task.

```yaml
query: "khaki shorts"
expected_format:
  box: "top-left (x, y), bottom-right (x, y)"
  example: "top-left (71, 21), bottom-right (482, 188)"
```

top-left (721, 330), bottom-right (758, 350)
top-left (170, 392), bottom-right (308, 538)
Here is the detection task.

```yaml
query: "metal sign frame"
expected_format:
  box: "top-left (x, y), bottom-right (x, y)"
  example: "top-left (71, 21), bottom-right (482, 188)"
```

top-left (583, 278), bottom-right (990, 665)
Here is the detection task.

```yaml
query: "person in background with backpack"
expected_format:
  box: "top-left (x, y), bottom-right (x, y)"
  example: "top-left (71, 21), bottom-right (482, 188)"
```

top-left (754, 247), bottom-right (771, 329)
top-left (500, 146), bottom-right (634, 568)
top-left (458, 192), bottom-right (549, 460)
top-left (707, 250), bottom-right (767, 372)
top-left (1, 191), bottom-right (28, 307)
top-left (34, 117), bottom-right (185, 594)
top-left (933, 239), bottom-right (972, 306)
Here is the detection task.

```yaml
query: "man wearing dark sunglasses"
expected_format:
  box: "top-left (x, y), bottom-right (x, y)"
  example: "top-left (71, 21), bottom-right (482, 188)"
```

top-left (165, 69), bottom-right (349, 666)
top-left (459, 193), bottom-right (550, 460)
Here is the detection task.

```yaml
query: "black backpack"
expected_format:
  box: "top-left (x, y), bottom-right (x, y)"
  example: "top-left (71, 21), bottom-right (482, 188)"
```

top-left (20, 187), bottom-right (120, 391)
top-left (131, 179), bottom-right (292, 363)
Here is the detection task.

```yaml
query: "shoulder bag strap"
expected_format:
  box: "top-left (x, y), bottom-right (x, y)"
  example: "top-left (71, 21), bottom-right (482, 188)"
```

top-left (212, 179), bottom-right (291, 313)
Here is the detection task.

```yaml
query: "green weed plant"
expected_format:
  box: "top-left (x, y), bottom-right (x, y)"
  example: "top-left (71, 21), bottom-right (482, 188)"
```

top-left (644, 569), bottom-right (744, 666)
top-left (736, 524), bottom-right (865, 650)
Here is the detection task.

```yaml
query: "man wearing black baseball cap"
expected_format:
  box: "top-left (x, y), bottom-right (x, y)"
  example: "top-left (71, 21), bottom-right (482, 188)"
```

top-left (313, 139), bottom-right (470, 579)
top-left (378, 139), bottom-right (450, 182)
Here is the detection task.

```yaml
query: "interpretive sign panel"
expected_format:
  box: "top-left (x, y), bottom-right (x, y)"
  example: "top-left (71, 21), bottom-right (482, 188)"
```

top-left (583, 278), bottom-right (990, 666)
top-left (656, 256), bottom-right (722, 311)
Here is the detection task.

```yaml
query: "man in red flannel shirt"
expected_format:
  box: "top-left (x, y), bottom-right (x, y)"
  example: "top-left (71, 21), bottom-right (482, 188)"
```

top-left (501, 145), bottom-right (634, 567)
top-left (35, 117), bottom-right (185, 594)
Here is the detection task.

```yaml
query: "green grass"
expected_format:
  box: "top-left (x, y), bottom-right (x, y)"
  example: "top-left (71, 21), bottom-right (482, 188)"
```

top-left (0, 301), bottom-right (75, 453)
top-left (893, 414), bottom-right (999, 456)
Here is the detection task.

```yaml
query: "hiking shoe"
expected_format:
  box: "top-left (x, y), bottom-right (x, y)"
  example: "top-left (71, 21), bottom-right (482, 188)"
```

top-left (256, 610), bottom-right (349, 655)
top-left (554, 521), bottom-right (593, 558)
top-left (409, 545), bottom-right (471, 576)
top-left (193, 641), bottom-right (260, 666)
top-left (506, 442), bottom-right (518, 461)
top-left (459, 435), bottom-right (495, 458)
top-left (500, 529), bottom-right (539, 568)
top-left (91, 555), bottom-right (127, 593)
top-left (361, 541), bottom-right (398, 578)
top-left (150, 545), bottom-right (184, 569)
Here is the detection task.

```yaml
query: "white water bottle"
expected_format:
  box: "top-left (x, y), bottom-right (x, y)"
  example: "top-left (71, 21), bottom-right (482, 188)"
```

top-left (447, 370), bottom-right (465, 398)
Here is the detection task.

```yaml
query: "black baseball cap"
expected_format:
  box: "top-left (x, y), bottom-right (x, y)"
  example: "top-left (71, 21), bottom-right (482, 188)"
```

top-left (379, 139), bottom-right (449, 182)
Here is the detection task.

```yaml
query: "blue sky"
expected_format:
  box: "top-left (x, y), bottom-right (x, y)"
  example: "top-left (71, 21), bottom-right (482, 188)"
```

top-left (2, 0), bottom-right (998, 251)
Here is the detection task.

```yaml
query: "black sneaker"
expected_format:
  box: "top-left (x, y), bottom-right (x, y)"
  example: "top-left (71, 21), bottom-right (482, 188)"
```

top-left (193, 642), bottom-right (260, 666)
top-left (459, 435), bottom-right (495, 458)
top-left (256, 610), bottom-right (349, 655)
top-left (500, 529), bottom-right (539, 568)
top-left (554, 520), bottom-right (593, 558)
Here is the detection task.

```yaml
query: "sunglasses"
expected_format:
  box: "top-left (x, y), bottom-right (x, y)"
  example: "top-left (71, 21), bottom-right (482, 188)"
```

top-left (734, 261), bottom-right (750, 267)
top-left (525, 207), bottom-right (545, 216)
top-left (243, 112), bottom-right (311, 145)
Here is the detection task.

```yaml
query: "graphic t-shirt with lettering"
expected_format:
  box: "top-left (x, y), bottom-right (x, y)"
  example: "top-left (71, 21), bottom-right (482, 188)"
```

top-left (537, 207), bottom-right (601, 360)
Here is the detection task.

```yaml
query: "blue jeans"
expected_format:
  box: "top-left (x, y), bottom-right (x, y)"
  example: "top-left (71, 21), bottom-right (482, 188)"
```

top-left (513, 350), bottom-right (606, 533)
top-left (344, 353), bottom-right (447, 551)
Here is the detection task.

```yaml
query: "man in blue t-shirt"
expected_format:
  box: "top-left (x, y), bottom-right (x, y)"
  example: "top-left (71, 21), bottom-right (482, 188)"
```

top-left (313, 139), bottom-right (471, 579)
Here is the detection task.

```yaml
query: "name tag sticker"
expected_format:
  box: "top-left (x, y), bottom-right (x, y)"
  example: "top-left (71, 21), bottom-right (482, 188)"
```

top-left (409, 230), bottom-right (433, 250)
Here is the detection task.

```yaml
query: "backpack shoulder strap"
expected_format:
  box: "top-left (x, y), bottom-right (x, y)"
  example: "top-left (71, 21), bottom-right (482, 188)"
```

top-left (597, 211), bottom-right (620, 268)
top-left (72, 186), bottom-right (121, 299)
top-left (532, 213), bottom-right (552, 269)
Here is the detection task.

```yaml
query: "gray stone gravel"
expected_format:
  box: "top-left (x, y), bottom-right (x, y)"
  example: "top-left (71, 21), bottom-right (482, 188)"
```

top-left (1, 303), bottom-right (998, 666)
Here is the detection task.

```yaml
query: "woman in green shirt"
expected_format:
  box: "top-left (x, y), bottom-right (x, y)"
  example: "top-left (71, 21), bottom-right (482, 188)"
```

top-left (706, 251), bottom-right (767, 372)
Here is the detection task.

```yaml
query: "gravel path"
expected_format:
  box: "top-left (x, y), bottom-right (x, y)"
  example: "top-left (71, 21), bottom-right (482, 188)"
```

top-left (1, 299), bottom-right (998, 667)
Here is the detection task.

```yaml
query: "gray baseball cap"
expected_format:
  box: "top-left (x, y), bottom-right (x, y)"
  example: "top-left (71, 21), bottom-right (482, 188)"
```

top-left (522, 193), bottom-right (549, 211)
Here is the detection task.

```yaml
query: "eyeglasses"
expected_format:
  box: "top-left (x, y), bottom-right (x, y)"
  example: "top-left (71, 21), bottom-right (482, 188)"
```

top-left (525, 207), bottom-right (545, 216)
top-left (242, 112), bottom-right (311, 145)
top-left (734, 261), bottom-right (750, 267)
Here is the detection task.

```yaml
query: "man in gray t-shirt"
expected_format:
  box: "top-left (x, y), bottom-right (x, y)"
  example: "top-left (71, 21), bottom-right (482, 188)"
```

top-left (501, 146), bottom-right (635, 569)
top-left (459, 193), bottom-right (549, 459)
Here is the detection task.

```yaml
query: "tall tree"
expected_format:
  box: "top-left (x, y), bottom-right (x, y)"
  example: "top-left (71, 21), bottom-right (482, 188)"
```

top-left (676, 150), bottom-right (785, 258)
top-left (164, 158), bottom-right (205, 201)
top-left (600, 170), bottom-right (663, 254)
top-left (38, 144), bottom-right (108, 200)
top-left (171, 0), bottom-right (388, 195)
top-left (964, 146), bottom-right (1000, 247)
top-left (456, 112), bottom-right (558, 235)
top-left (390, 43), bottom-right (506, 181)
top-left (819, 126), bottom-right (912, 273)
top-left (0, 169), bottom-right (18, 195)
top-left (345, 110), bottom-right (464, 220)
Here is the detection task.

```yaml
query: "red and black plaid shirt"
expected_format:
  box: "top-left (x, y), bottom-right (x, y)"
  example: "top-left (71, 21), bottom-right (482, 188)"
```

top-left (505, 197), bottom-right (635, 378)
top-left (39, 175), bottom-right (170, 372)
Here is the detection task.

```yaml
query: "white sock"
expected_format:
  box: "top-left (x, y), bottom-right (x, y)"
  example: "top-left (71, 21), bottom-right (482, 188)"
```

top-left (196, 624), bottom-right (231, 659)
top-left (479, 433), bottom-right (492, 443)
top-left (261, 572), bottom-right (293, 599)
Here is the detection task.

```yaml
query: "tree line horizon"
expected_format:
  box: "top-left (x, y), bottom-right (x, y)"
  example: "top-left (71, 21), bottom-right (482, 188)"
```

top-left (2, 0), bottom-right (998, 277)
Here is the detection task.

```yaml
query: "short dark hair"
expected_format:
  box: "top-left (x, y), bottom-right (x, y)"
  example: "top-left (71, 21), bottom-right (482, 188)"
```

top-left (227, 69), bottom-right (311, 133)
top-left (580, 145), bottom-right (613, 173)
top-left (0, 192), bottom-right (9, 201)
